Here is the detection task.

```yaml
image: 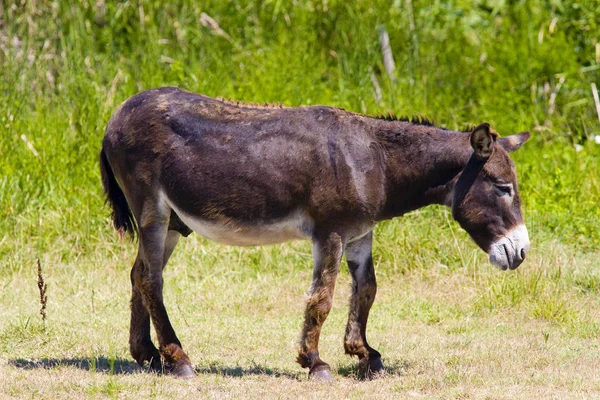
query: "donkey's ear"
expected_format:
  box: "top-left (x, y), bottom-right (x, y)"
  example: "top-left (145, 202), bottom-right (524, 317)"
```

top-left (470, 123), bottom-right (497, 159)
top-left (498, 131), bottom-right (530, 153)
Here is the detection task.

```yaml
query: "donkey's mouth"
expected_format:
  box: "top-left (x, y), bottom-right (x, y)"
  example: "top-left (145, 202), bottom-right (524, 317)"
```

top-left (488, 224), bottom-right (530, 270)
top-left (489, 241), bottom-right (514, 270)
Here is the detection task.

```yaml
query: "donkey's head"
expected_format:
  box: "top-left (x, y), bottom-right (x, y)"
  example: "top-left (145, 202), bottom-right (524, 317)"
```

top-left (451, 123), bottom-right (530, 270)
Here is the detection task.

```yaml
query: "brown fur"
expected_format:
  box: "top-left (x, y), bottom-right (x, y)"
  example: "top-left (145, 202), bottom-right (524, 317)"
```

top-left (100, 87), bottom-right (530, 379)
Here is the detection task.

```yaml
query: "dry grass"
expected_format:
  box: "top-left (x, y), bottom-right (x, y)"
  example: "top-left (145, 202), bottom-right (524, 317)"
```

top-left (1, 225), bottom-right (599, 399)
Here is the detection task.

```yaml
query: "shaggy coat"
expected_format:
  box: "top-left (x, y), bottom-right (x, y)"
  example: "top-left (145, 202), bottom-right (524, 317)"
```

top-left (100, 87), bottom-right (530, 380)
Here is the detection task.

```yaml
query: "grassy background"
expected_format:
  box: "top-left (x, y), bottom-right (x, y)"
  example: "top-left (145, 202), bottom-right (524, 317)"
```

top-left (1, 0), bottom-right (599, 398)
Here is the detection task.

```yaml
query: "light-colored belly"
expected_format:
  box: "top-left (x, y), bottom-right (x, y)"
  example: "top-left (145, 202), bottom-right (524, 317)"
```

top-left (165, 197), bottom-right (313, 246)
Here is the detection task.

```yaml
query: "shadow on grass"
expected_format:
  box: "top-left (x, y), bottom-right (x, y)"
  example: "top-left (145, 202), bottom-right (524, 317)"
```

top-left (11, 358), bottom-right (410, 380)
top-left (337, 359), bottom-right (411, 379)
top-left (9, 358), bottom-right (303, 379)
top-left (197, 359), bottom-right (412, 380)
top-left (9, 357), bottom-right (140, 375)
top-left (196, 363), bottom-right (302, 380)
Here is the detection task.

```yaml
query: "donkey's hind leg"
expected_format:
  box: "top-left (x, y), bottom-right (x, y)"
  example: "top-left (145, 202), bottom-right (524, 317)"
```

top-left (130, 256), bottom-right (160, 370)
top-left (129, 230), bottom-right (181, 371)
top-left (130, 199), bottom-right (194, 378)
top-left (343, 232), bottom-right (384, 379)
top-left (297, 232), bottom-right (344, 381)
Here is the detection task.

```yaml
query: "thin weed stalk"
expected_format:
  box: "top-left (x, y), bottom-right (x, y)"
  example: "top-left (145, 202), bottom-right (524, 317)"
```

top-left (36, 259), bottom-right (48, 330)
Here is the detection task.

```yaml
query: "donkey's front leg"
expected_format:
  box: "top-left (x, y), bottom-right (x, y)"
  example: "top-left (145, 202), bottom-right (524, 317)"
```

top-left (297, 232), bottom-right (344, 381)
top-left (135, 220), bottom-right (194, 379)
top-left (344, 232), bottom-right (384, 379)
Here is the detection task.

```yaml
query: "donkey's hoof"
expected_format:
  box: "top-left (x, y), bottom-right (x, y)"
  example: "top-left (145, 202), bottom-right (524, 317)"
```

top-left (171, 363), bottom-right (195, 379)
top-left (359, 357), bottom-right (385, 380)
top-left (148, 356), bottom-right (163, 372)
top-left (309, 364), bottom-right (333, 382)
top-left (132, 348), bottom-right (162, 372)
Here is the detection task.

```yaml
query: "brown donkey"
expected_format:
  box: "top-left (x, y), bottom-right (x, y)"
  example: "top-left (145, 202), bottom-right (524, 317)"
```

top-left (100, 87), bottom-right (530, 380)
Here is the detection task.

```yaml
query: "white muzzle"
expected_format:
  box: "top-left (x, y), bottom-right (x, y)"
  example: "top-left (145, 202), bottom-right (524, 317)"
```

top-left (489, 224), bottom-right (530, 270)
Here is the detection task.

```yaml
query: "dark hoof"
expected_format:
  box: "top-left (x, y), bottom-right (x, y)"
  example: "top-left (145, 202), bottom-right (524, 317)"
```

top-left (132, 348), bottom-right (162, 372)
top-left (148, 356), bottom-right (163, 372)
top-left (359, 357), bottom-right (385, 380)
top-left (309, 364), bottom-right (333, 382)
top-left (171, 363), bottom-right (195, 379)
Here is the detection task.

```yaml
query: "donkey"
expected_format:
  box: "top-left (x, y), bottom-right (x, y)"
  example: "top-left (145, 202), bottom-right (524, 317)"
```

top-left (100, 87), bottom-right (530, 381)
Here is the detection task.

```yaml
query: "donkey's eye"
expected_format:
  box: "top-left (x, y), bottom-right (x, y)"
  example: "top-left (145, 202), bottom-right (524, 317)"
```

top-left (494, 183), bottom-right (513, 196)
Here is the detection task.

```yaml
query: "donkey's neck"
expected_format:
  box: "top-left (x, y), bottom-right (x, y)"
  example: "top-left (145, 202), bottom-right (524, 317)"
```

top-left (373, 120), bottom-right (472, 220)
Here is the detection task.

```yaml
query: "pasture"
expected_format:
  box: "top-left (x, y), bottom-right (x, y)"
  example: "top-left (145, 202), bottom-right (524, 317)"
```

top-left (1, 1), bottom-right (600, 398)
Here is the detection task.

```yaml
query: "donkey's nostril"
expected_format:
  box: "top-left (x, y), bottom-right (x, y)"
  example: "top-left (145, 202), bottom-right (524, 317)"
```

top-left (520, 248), bottom-right (526, 260)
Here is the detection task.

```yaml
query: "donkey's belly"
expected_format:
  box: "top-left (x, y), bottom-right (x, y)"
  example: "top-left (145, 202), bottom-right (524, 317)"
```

top-left (166, 200), bottom-right (314, 246)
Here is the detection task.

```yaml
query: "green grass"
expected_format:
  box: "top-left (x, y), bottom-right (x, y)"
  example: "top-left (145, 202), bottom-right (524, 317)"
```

top-left (1, 0), bottom-right (600, 398)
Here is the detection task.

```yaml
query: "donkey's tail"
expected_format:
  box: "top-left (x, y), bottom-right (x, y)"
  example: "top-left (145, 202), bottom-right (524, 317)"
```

top-left (99, 147), bottom-right (137, 239)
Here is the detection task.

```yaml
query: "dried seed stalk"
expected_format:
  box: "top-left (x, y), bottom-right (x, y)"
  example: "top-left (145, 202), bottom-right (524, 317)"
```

top-left (37, 259), bottom-right (48, 326)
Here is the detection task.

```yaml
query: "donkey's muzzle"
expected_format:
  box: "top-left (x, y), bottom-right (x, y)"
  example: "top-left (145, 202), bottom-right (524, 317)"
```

top-left (488, 224), bottom-right (530, 270)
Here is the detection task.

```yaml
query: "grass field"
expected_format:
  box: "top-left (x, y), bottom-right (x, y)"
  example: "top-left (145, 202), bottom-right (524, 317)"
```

top-left (1, 1), bottom-right (600, 398)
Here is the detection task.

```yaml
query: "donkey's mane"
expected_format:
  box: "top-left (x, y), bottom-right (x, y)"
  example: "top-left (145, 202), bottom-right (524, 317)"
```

top-left (374, 112), bottom-right (479, 133)
top-left (374, 112), bottom-right (437, 126)
top-left (374, 112), bottom-right (460, 131)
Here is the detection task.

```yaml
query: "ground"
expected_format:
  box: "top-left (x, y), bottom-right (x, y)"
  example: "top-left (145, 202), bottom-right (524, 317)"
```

top-left (2, 211), bottom-right (599, 399)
